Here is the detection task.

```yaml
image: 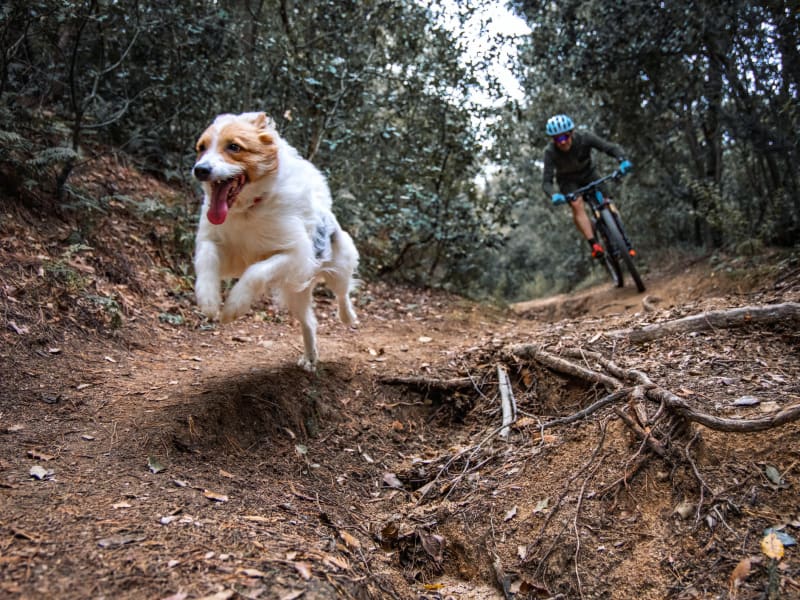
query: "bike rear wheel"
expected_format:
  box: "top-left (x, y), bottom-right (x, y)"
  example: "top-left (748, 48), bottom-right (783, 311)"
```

top-left (600, 209), bottom-right (646, 292)
top-left (594, 221), bottom-right (624, 288)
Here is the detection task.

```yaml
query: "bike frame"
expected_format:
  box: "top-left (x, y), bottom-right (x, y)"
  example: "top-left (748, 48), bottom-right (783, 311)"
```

top-left (565, 170), bottom-right (645, 292)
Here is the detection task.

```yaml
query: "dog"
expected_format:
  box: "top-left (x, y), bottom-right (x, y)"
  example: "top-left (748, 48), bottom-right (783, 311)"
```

top-left (191, 111), bottom-right (359, 371)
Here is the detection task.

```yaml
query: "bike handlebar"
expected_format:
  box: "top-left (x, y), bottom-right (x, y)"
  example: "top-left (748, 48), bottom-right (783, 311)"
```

top-left (565, 170), bottom-right (624, 203)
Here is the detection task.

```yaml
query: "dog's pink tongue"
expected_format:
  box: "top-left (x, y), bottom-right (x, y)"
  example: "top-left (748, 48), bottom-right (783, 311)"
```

top-left (207, 180), bottom-right (233, 225)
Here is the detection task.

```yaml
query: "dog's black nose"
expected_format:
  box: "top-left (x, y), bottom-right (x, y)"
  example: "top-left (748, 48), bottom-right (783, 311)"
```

top-left (193, 165), bottom-right (211, 181)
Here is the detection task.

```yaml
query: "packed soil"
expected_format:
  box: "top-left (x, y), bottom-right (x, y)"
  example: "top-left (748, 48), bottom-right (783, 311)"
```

top-left (1, 161), bottom-right (799, 600)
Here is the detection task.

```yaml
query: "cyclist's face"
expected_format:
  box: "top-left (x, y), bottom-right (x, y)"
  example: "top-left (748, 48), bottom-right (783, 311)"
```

top-left (554, 131), bottom-right (573, 150)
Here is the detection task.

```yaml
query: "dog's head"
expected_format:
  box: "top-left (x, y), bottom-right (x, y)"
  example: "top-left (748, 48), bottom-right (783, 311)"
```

top-left (193, 112), bottom-right (279, 225)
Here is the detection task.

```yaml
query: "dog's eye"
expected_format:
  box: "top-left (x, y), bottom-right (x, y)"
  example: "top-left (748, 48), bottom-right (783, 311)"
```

top-left (227, 143), bottom-right (242, 153)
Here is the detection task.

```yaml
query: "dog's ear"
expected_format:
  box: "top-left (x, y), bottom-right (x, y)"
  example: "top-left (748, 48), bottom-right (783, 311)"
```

top-left (242, 112), bottom-right (271, 130)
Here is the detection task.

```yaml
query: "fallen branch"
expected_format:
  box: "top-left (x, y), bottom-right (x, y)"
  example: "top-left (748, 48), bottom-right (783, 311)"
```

top-left (497, 364), bottom-right (516, 440)
top-left (378, 375), bottom-right (475, 394)
top-left (537, 389), bottom-right (630, 430)
top-left (610, 302), bottom-right (800, 343)
top-left (508, 344), bottom-right (622, 391)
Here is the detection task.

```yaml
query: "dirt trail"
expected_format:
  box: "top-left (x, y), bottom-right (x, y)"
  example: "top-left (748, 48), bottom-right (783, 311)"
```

top-left (1, 195), bottom-right (799, 599)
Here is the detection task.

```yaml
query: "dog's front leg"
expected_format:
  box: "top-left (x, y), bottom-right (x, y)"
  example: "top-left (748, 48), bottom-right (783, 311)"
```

top-left (194, 240), bottom-right (222, 319)
top-left (220, 253), bottom-right (294, 324)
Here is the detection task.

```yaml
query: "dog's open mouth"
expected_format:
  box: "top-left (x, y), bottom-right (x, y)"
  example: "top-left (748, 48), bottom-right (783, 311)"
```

top-left (207, 174), bottom-right (247, 225)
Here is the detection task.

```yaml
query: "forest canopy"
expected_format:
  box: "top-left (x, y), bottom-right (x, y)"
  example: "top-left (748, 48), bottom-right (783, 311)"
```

top-left (1, 0), bottom-right (797, 301)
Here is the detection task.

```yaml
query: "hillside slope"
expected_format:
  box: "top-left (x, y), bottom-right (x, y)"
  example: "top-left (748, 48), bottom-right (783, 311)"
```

top-left (1, 165), bottom-right (799, 599)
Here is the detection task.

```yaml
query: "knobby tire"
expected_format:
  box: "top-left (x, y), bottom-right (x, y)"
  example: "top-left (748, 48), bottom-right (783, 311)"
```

top-left (595, 221), bottom-right (623, 288)
top-left (600, 209), bottom-right (646, 293)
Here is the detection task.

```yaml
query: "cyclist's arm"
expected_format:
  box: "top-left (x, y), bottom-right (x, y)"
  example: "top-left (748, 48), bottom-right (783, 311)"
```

top-left (584, 130), bottom-right (626, 161)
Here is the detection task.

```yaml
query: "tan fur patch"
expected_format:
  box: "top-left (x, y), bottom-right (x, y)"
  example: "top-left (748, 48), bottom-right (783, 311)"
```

top-left (216, 121), bottom-right (278, 181)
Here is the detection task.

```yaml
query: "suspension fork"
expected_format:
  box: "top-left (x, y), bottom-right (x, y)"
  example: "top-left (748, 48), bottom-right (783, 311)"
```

top-left (592, 190), bottom-right (633, 250)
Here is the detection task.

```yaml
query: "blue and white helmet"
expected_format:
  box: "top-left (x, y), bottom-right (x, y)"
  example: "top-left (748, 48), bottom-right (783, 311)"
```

top-left (545, 114), bottom-right (574, 136)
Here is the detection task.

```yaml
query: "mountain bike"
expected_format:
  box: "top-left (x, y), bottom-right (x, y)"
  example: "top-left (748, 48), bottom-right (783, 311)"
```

top-left (566, 170), bottom-right (646, 293)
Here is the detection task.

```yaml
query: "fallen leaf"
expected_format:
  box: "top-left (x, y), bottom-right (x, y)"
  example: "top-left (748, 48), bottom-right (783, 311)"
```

top-left (760, 401), bottom-right (780, 413)
top-left (418, 530), bottom-right (445, 563)
top-left (8, 320), bottom-right (29, 335)
top-left (203, 489), bottom-right (229, 503)
top-left (112, 501), bottom-right (132, 509)
top-left (29, 465), bottom-right (52, 480)
top-left (237, 568), bottom-right (267, 578)
top-left (761, 532), bottom-right (785, 560)
top-left (196, 591), bottom-right (234, 600)
top-left (504, 506), bottom-right (518, 521)
top-left (340, 530), bottom-right (361, 550)
top-left (673, 500), bottom-right (695, 520)
top-left (418, 336), bottom-right (433, 343)
top-left (322, 554), bottom-right (349, 570)
top-left (732, 395), bottom-right (759, 406)
top-left (763, 527), bottom-right (797, 547)
top-left (147, 456), bottom-right (166, 474)
top-left (517, 545), bottom-right (528, 560)
top-left (27, 450), bottom-right (55, 461)
top-left (532, 498), bottom-right (549, 514)
top-left (219, 469), bottom-right (234, 479)
top-left (729, 557), bottom-right (751, 590)
top-left (382, 472), bottom-right (404, 489)
top-left (764, 465), bottom-right (783, 486)
top-left (293, 561), bottom-right (312, 580)
top-left (97, 534), bottom-right (144, 548)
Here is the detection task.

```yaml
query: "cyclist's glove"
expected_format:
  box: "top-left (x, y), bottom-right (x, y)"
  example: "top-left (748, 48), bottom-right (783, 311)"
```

top-left (619, 159), bottom-right (633, 175)
top-left (551, 193), bottom-right (566, 206)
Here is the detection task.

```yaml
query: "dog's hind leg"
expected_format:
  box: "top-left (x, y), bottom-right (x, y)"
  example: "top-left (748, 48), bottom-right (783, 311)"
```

top-left (323, 270), bottom-right (357, 326)
top-left (286, 286), bottom-right (318, 371)
top-left (324, 230), bottom-right (359, 326)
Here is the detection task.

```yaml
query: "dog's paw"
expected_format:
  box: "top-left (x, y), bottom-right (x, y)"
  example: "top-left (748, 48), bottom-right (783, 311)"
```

top-left (219, 303), bottom-right (246, 324)
top-left (220, 287), bottom-right (251, 323)
top-left (338, 301), bottom-right (358, 327)
top-left (197, 299), bottom-right (221, 320)
top-left (297, 356), bottom-right (317, 372)
top-left (195, 283), bottom-right (222, 320)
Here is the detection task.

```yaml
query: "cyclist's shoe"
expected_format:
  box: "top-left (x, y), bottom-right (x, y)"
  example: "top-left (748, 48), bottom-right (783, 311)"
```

top-left (591, 243), bottom-right (605, 259)
top-left (628, 248), bottom-right (637, 257)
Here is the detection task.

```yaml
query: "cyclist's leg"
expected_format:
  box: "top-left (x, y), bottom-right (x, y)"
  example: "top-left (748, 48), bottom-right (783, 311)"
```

top-left (560, 178), bottom-right (603, 257)
top-left (569, 196), bottom-right (594, 239)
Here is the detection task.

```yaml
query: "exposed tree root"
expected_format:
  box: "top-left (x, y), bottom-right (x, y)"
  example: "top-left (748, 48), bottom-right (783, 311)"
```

top-left (609, 302), bottom-right (800, 343)
top-left (507, 343), bottom-right (800, 433)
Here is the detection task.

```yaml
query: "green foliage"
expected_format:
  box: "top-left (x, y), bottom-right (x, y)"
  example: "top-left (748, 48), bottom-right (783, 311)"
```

top-left (2, 0), bottom-right (796, 301)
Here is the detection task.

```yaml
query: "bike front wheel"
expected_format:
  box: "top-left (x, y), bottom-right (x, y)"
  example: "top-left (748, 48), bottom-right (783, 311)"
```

top-left (594, 221), bottom-right (624, 288)
top-left (599, 209), bottom-right (646, 292)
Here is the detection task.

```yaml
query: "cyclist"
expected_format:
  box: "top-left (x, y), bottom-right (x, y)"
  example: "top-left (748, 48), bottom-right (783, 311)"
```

top-left (542, 114), bottom-right (632, 258)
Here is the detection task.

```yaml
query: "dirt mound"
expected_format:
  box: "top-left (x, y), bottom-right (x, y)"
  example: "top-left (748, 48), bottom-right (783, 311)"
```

top-left (2, 181), bottom-right (800, 599)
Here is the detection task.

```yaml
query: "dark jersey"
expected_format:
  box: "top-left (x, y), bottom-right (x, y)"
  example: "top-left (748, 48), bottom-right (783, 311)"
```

top-left (542, 130), bottom-right (625, 198)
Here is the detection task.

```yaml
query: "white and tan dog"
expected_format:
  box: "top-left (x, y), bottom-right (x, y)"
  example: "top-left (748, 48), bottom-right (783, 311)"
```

top-left (192, 111), bottom-right (359, 370)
